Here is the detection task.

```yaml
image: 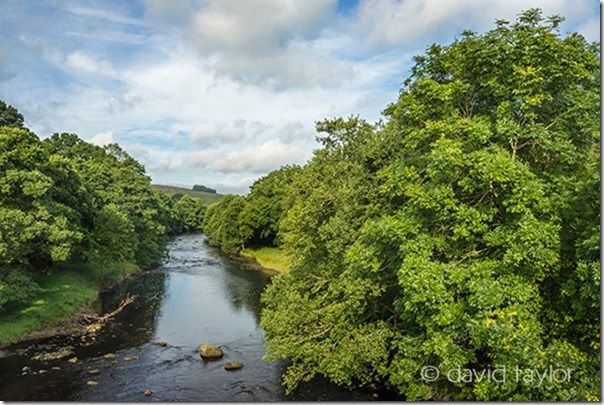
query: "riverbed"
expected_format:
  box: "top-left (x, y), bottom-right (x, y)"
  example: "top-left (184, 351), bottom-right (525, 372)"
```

top-left (0, 234), bottom-right (381, 401)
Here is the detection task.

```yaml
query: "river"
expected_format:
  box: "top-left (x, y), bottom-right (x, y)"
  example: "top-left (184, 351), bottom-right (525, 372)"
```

top-left (0, 234), bottom-right (386, 401)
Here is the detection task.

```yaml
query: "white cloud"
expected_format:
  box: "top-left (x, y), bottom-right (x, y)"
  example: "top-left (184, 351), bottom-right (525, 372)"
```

top-left (148, 158), bottom-right (172, 172)
top-left (185, 139), bottom-right (309, 174)
top-left (191, 0), bottom-right (335, 53)
top-left (88, 131), bottom-right (116, 146)
top-left (353, 0), bottom-right (598, 50)
top-left (62, 4), bottom-right (144, 26)
top-left (65, 51), bottom-right (117, 76)
top-left (181, 0), bottom-right (348, 89)
top-left (2, 0), bottom-right (597, 194)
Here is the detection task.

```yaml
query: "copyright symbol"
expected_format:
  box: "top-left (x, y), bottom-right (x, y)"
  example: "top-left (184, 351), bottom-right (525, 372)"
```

top-left (421, 366), bottom-right (439, 382)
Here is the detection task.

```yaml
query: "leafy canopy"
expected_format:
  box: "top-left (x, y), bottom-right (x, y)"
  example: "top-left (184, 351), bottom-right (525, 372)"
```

top-left (259, 9), bottom-right (600, 401)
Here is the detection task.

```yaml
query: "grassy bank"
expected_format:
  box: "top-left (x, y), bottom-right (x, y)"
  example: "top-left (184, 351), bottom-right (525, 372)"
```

top-left (241, 247), bottom-right (289, 273)
top-left (0, 263), bottom-right (139, 346)
top-left (0, 271), bottom-right (97, 345)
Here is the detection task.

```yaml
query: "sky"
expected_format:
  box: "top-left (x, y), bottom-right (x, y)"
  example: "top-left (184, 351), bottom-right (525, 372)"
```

top-left (0, 0), bottom-right (599, 194)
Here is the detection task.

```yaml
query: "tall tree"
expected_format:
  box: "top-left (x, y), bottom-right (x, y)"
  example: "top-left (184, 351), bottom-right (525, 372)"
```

top-left (260, 10), bottom-right (600, 400)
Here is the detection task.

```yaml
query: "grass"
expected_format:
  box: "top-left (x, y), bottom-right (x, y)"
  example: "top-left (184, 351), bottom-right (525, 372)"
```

top-left (151, 184), bottom-right (225, 206)
top-left (241, 247), bottom-right (289, 273)
top-left (0, 270), bottom-right (99, 345)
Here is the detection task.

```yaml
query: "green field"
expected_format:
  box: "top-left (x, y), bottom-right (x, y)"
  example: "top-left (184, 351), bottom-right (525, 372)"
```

top-left (152, 184), bottom-right (225, 206)
top-left (0, 270), bottom-right (99, 345)
top-left (241, 247), bottom-right (289, 273)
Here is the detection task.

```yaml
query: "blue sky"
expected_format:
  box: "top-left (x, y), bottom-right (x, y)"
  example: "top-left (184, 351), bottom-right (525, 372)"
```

top-left (0, 0), bottom-right (599, 193)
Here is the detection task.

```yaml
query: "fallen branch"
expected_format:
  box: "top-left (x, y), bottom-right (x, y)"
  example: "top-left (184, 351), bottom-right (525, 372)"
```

top-left (82, 294), bottom-right (136, 324)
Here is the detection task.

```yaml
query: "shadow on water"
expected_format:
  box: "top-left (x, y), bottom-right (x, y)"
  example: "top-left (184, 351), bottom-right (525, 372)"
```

top-left (0, 234), bottom-right (396, 401)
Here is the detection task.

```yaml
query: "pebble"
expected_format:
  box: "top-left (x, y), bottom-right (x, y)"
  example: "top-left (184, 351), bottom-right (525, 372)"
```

top-left (103, 353), bottom-right (117, 360)
top-left (52, 366), bottom-right (61, 371)
top-left (123, 355), bottom-right (139, 362)
top-left (38, 369), bottom-right (47, 374)
top-left (88, 369), bottom-right (100, 375)
top-left (86, 380), bottom-right (98, 386)
top-left (68, 357), bottom-right (78, 363)
top-left (144, 389), bottom-right (153, 396)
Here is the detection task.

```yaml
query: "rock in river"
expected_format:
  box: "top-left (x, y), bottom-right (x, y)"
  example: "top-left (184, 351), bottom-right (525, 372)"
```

top-left (224, 361), bottom-right (243, 371)
top-left (153, 341), bottom-right (168, 347)
top-left (31, 347), bottom-right (74, 362)
top-left (144, 389), bottom-right (153, 396)
top-left (199, 344), bottom-right (223, 360)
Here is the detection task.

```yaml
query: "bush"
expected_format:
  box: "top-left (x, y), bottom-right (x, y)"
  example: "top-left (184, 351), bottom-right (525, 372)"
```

top-left (0, 268), bottom-right (39, 311)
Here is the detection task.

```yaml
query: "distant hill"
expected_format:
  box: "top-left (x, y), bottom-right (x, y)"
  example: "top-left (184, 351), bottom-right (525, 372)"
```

top-left (152, 184), bottom-right (224, 206)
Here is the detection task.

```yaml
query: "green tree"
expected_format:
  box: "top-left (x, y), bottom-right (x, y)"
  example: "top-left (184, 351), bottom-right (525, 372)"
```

top-left (172, 195), bottom-right (206, 233)
top-left (203, 195), bottom-right (246, 253)
top-left (261, 10), bottom-right (600, 400)
top-left (0, 101), bottom-right (24, 128)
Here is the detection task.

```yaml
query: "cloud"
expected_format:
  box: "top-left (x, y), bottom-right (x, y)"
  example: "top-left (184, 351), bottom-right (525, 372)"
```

top-left (0, 0), bottom-right (597, 195)
top-left (88, 131), bottom-right (116, 146)
top-left (185, 139), bottom-right (309, 174)
top-left (190, 0), bottom-right (335, 54)
top-left (352, 0), bottom-right (598, 50)
top-left (65, 51), bottom-right (117, 76)
top-left (61, 4), bottom-right (143, 27)
top-left (148, 158), bottom-right (172, 172)
top-left (179, 0), bottom-right (349, 89)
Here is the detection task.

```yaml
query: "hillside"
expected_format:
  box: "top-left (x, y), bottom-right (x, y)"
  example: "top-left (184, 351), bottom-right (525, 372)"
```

top-left (152, 184), bottom-right (225, 206)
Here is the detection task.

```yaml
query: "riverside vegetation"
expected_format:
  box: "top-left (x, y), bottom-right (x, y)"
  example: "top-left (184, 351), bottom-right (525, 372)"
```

top-left (0, 9), bottom-right (599, 401)
top-left (0, 106), bottom-right (209, 344)
top-left (202, 11), bottom-right (600, 401)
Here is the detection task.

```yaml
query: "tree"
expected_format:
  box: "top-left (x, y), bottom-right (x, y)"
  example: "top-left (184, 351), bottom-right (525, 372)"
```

top-left (172, 195), bottom-right (206, 233)
top-left (193, 184), bottom-right (217, 194)
top-left (260, 10), bottom-right (600, 400)
top-left (203, 195), bottom-right (246, 253)
top-left (0, 101), bottom-right (24, 128)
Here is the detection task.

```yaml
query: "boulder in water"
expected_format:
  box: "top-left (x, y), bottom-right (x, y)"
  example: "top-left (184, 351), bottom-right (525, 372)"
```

top-left (224, 361), bottom-right (243, 371)
top-left (144, 389), bottom-right (153, 396)
top-left (199, 344), bottom-right (223, 359)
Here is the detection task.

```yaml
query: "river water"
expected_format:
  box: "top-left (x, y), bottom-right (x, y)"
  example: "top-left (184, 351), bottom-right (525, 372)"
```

top-left (0, 234), bottom-right (382, 401)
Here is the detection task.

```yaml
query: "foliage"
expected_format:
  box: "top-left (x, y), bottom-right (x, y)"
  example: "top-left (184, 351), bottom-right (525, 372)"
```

top-left (0, 270), bottom-right (98, 345)
top-left (203, 166), bottom-right (300, 253)
top-left (192, 184), bottom-right (217, 194)
top-left (0, 100), bottom-right (24, 127)
top-left (257, 10), bottom-right (600, 401)
top-left (203, 195), bottom-right (247, 253)
top-left (0, 268), bottom-right (39, 311)
top-left (172, 195), bottom-right (207, 233)
top-left (0, 127), bottom-right (87, 271)
top-left (0, 103), bottom-right (205, 327)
